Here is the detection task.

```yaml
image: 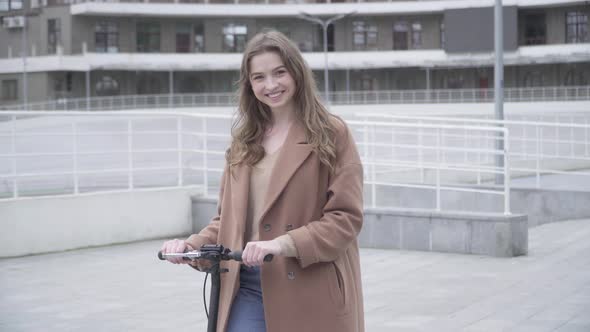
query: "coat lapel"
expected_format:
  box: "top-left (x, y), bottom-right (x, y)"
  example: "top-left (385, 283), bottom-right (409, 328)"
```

top-left (259, 121), bottom-right (313, 223)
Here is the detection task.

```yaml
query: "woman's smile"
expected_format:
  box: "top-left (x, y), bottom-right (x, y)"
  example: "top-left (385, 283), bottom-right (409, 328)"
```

top-left (249, 52), bottom-right (296, 113)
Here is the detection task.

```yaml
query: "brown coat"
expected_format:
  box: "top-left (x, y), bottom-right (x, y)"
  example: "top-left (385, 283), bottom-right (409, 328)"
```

top-left (186, 116), bottom-right (365, 332)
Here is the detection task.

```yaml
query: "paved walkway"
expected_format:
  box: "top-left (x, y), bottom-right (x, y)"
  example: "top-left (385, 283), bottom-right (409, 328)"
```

top-left (1, 219), bottom-right (589, 332)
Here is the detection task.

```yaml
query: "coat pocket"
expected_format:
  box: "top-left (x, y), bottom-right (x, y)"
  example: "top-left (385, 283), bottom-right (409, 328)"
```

top-left (329, 260), bottom-right (346, 307)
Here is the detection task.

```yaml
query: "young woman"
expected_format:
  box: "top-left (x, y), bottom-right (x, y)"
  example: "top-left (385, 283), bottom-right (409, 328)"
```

top-left (160, 30), bottom-right (364, 332)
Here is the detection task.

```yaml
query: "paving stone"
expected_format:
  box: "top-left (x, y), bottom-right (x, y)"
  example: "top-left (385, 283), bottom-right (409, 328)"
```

top-left (0, 218), bottom-right (589, 331)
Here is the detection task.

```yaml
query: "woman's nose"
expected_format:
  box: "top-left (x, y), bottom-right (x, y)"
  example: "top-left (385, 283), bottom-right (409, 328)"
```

top-left (265, 77), bottom-right (278, 89)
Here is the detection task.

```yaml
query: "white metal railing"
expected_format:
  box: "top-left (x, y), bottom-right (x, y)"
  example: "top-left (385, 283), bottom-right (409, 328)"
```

top-left (0, 111), bottom-right (232, 199)
top-left (347, 120), bottom-right (511, 214)
top-left (32, 0), bottom-right (475, 6)
top-left (2, 86), bottom-right (588, 111)
top-left (359, 113), bottom-right (590, 190)
top-left (1, 111), bottom-right (511, 214)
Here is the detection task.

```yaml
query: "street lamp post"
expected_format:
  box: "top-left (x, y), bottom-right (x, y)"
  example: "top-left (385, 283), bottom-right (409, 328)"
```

top-left (494, 0), bottom-right (505, 184)
top-left (297, 12), bottom-right (355, 106)
top-left (21, 15), bottom-right (29, 110)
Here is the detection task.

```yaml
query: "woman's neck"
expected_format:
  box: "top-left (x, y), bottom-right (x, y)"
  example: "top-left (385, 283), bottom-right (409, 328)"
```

top-left (269, 106), bottom-right (296, 130)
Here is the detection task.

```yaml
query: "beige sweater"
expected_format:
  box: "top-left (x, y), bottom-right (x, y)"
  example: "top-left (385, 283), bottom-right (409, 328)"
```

top-left (245, 148), bottom-right (298, 257)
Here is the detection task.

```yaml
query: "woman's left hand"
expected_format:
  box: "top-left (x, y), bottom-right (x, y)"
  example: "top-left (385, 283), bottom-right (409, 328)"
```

top-left (242, 240), bottom-right (281, 267)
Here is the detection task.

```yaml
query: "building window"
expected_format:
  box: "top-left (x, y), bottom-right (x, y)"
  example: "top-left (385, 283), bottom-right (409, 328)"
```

top-left (411, 22), bottom-right (422, 49)
top-left (179, 76), bottom-right (205, 93)
top-left (566, 11), bottom-right (589, 43)
top-left (48, 18), bottom-right (61, 54)
top-left (137, 22), bottom-right (161, 53)
top-left (393, 21), bottom-right (409, 50)
top-left (95, 76), bottom-right (120, 96)
top-left (194, 23), bottom-right (205, 53)
top-left (66, 72), bottom-right (73, 92)
top-left (440, 72), bottom-right (465, 89)
top-left (564, 69), bottom-right (588, 86)
top-left (524, 13), bottom-right (546, 45)
top-left (1, 80), bottom-right (18, 100)
top-left (176, 23), bottom-right (191, 53)
top-left (523, 71), bottom-right (544, 87)
top-left (393, 21), bottom-right (422, 50)
top-left (223, 23), bottom-right (247, 52)
top-left (1, 0), bottom-right (23, 11)
top-left (352, 21), bottom-right (378, 50)
top-left (355, 73), bottom-right (375, 91)
top-left (137, 73), bottom-right (162, 94)
top-left (95, 21), bottom-right (119, 53)
top-left (440, 21), bottom-right (446, 49)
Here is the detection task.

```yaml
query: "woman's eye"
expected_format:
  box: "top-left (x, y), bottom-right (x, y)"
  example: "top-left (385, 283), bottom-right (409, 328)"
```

top-left (253, 76), bottom-right (263, 81)
top-left (276, 70), bottom-right (286, 75)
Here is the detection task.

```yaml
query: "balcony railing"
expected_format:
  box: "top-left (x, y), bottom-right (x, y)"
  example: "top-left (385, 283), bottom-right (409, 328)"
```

top-left (1, 86), bottom-right (589, 111)
top-left (34, 0), bottom-right (393, 6)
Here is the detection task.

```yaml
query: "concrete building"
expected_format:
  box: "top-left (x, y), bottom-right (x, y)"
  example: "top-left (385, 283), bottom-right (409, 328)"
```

top-left (0, 0), bottom-right (589, 106)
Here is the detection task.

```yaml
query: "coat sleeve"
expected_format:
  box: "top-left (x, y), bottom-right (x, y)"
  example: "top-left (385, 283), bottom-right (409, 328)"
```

top-left (287, 119), bottom-right (364, 269)
top-left (185, 165), bottom-right (228, 250)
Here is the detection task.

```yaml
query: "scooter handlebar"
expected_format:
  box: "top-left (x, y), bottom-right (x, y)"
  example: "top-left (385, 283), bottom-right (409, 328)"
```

top-left (226, 251), bottom-right (274, 262)
top-left (157, 250), bottom-right (273, 263)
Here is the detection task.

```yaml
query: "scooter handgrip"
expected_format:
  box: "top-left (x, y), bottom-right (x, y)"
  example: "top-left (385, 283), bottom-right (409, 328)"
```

top-left (158, 251), bottom-right (165, 260)
top-left (228, 251), bottom-right (273, 262)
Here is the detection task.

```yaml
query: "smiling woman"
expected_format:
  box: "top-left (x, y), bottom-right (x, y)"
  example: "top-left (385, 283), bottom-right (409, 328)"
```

top-left (160, 30), bottom-right (365, 332)
top-left (249, 54), bottom-right (296, 113)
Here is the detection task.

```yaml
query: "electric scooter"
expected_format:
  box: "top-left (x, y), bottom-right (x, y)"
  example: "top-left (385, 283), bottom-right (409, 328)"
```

top-left (158, 245), bottom-right (273, 332)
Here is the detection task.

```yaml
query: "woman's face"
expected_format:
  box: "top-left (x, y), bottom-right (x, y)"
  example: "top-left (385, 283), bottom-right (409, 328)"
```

top-left (249, 52), bottom-right (296, 113)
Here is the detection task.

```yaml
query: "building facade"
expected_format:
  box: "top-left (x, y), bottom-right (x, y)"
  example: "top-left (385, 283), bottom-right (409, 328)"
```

top-left (0, 0), bottom-right (589, 106)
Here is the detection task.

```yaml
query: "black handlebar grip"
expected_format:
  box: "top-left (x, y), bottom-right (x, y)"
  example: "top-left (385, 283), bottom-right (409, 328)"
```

top-left (228, 251), bottom-right (273, 262)
top-left (158, 251), bottom-right (165, 260)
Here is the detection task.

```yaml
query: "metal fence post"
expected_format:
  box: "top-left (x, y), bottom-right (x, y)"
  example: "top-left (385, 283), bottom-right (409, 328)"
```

top-left (556, 115), bottom-right (560, 157)
top-left (436, 127), bottom-right (441, 211)
top-left (570, 116), bottom-right (574, 158)
top-left (477, 131), bottom-right (482, 185)
top-left (177, 116), bottom-right (184, 187)
top-left (362, 123), bottom-right (372, 207)
top-left (127, 119), bottom-right (134, 190)
top-left (586, 118), bottom-right (589, 157)
top-left (503, 129), bottom-right (511, 215)
top-left (371, 124), bottom-right (376, 208)
top-left (11, 115), bottom-right (18, 198)
top-left (418, 123), bottom-right (424, 183)
top-left (536, 125), bottom-right (541, 188)
top-left (202, 118), bottom-right (209, 197)
top-left (72, 119), bottom-right (79, 194)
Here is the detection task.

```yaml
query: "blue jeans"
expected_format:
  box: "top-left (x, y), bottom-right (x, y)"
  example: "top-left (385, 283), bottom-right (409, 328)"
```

top-left (226, 265), bottom-right (266, 332)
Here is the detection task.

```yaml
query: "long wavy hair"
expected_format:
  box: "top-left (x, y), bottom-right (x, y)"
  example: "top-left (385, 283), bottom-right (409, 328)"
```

top-left (227, 30), bottom-right (337, 172)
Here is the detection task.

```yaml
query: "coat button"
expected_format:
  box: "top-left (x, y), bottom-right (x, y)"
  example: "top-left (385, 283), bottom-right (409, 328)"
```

top-left (263, 224), bottom-right (271, 232)
top-left (285, 224), bottom-right (294, 231)
top-left (287, 272), bottom-right (295, 280)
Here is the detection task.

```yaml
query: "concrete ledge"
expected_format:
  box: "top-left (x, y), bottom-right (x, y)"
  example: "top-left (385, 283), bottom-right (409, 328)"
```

top-left (191, 196), bottom-right (218, 232)
top-left (511, 188), bottom-right (590, 227)
top-left (369, 186), bottom-right (590, 227)
top-left (360, 208), bottom-right (528, 257)
top-left (192, 197), bottom-right (528, 257)
top-left (0, 188), bottom-right (198, 258)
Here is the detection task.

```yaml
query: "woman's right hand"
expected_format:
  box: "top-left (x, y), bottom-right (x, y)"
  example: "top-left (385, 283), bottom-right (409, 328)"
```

top-left (160, 239), bottom-right (212, 271)
top-left (160, 239), bottom-right (191, 264)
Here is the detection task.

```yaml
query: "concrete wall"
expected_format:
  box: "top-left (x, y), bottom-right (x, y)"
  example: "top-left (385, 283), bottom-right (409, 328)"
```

top-left (367, 185), bottom-right (590, 228)
top-left (511, 188), bottom-right (590, 227)
top-left (0, 188), bottom-right (199, 258)
top-left (191, 197), bottom-right (528, 257)
top-left (445, 6), bottom-right (518, 53)
top-left (359, 208), bottom-right (527, 257)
